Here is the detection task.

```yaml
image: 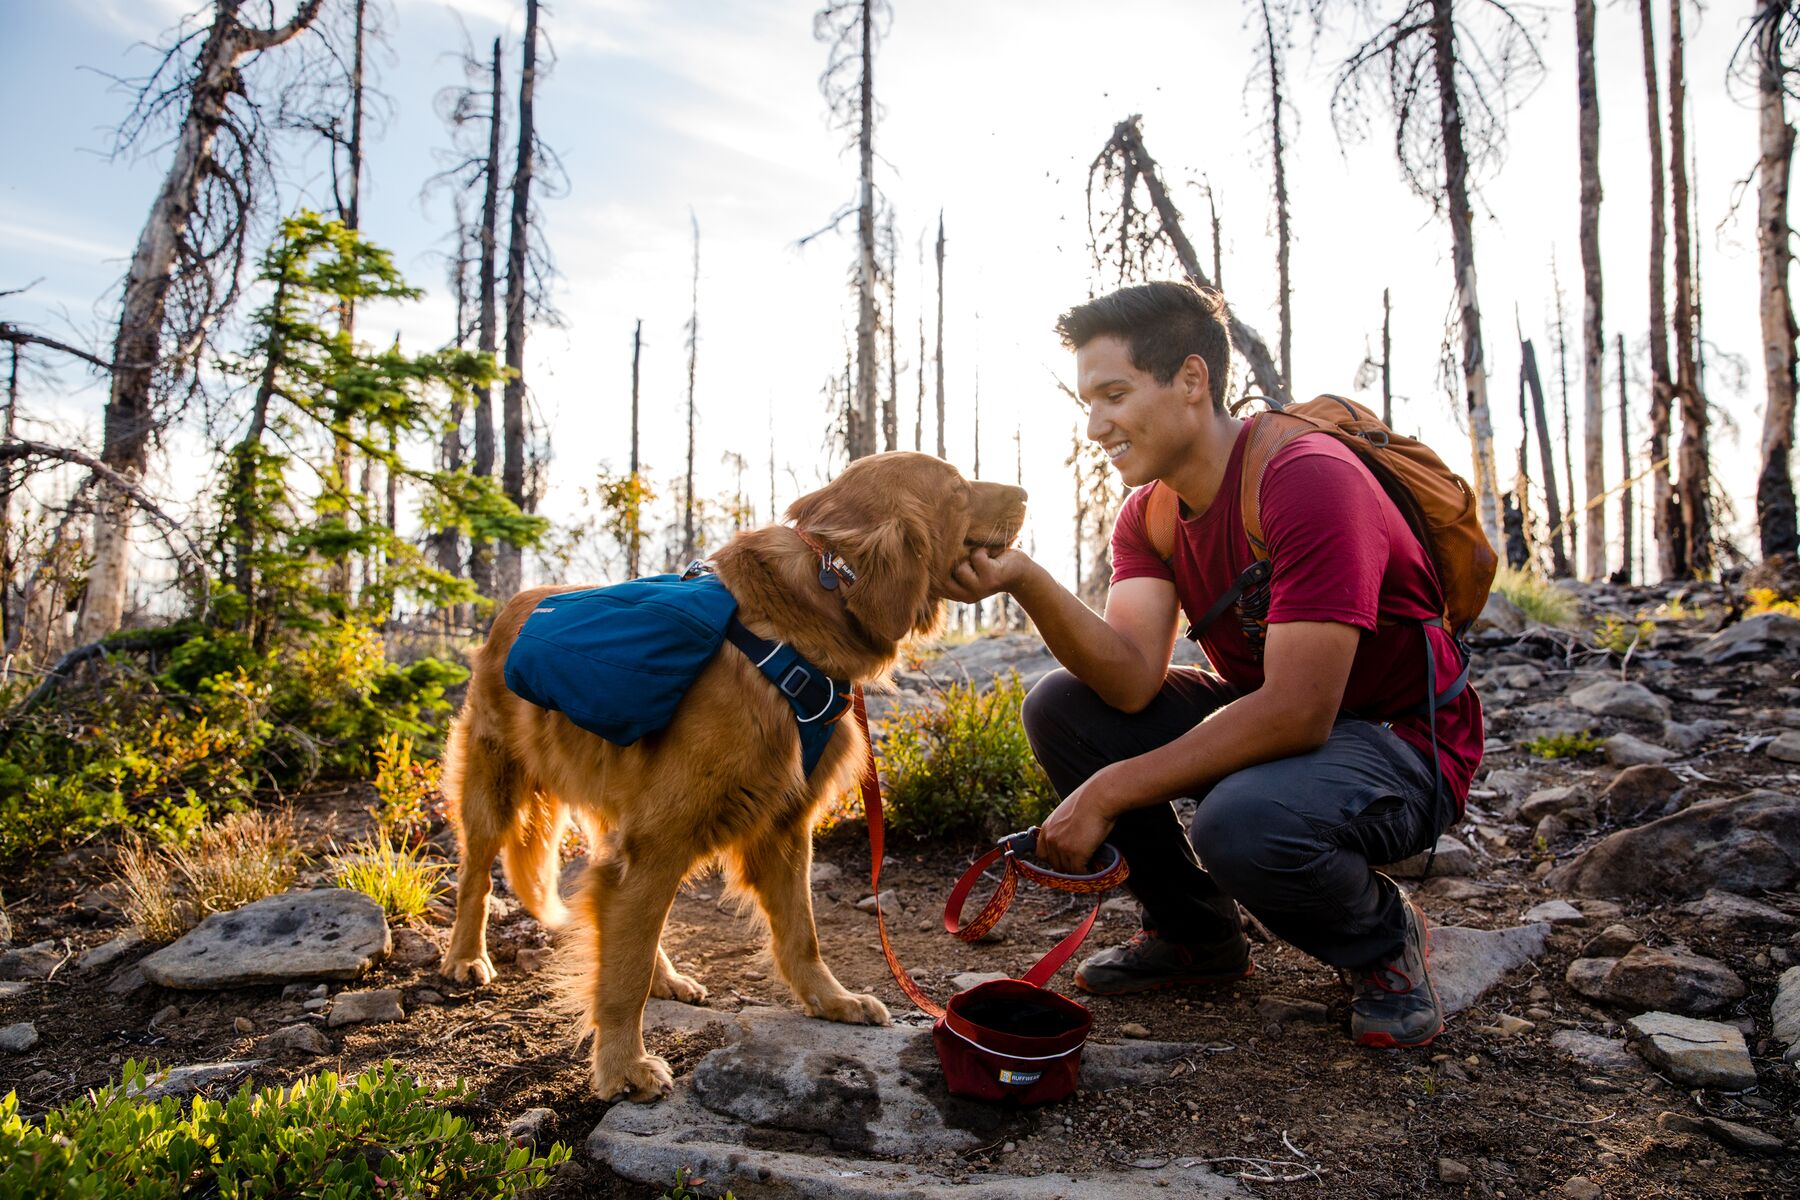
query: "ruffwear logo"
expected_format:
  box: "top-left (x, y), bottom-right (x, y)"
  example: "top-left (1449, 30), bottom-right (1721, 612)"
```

top-left (997, 1069), bottom-right (1041, 1085)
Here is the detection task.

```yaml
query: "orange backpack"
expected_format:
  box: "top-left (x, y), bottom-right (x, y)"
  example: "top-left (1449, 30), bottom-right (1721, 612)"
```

top-left (1145, 394), bottom-right (1497, 642)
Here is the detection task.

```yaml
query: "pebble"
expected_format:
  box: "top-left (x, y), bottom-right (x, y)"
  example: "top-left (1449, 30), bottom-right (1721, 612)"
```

top-left (262, 1023), bottom-right (331, 1055)
top-left (855, 890), bottom-right (897, 912)
top-left (1473, 1014), bottom-right (1535, 1038)
top-left (1119, 1022), bottom-right (1151, 1039)
top-left (0, 1022), bottom-right (38, 1052)
top-left (515, 946), bottom-right (553, 974)
top-left (233, 1016), bottom-right (254, 1034)
top-left (1438, 1157), bottom-right (1471, 1184)
top-left (507, 1106), bottom-right (557, 1147)
top-left (302, 997), bottom-right (330, 1012)
top-left (1561, 1178), bottom-right (1602, 1200)
top-left (326, 988), bottom-right (405, 1028)
top-left (151, 1004), bottom-right (181, 1027)
top-left (413, 988), bottom-right (446, 1005)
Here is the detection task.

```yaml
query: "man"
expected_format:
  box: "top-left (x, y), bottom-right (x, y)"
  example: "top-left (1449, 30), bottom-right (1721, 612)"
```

top-left (945, 281), bottom-right (1482, 1048)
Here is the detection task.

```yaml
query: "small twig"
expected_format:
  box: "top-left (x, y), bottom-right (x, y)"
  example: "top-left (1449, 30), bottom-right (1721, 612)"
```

top-left (1527, 1108), bottom-right (1620, 1125)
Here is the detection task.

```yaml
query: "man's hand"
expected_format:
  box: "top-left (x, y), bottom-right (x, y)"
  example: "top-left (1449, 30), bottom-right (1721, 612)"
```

top-left (1035, 766), bottom-right (1127, 874)
top-left (943, 546), bottom-right (1033, 604)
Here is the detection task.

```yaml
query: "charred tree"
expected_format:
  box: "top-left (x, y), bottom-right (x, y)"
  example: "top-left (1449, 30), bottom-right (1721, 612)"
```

top-left (1639, 0), bottom-right (1679, 578)
top-left (78, 0), bottom-right (324, 642)
top-left (1253, 0), bottom-right (1295, 389)
top-left (1669, 0), bottom-right (1709, 576)
top-left (1618, 332), bottom-right (1634, 580)
top-left (496, 0), bottom-right (542, 599)
top-left (1577, 0), bottom-right (1607, 579)
top-left (1522, 337), bottom-right (1570, 577)
top-left (935, 210), bottom-right (946, 460)
top-left (630, 317), bottom-right (644, 577)
top-left (683, 214), bottom-right (700, 565)
top-left (1382, 288), bottom-right (1393, 427)
top-left (884, 210), bottom-right (898, 453)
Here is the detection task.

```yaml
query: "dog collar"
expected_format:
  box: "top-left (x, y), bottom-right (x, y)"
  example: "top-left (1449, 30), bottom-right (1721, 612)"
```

top-left (794, 529), bottom-right (858, 592)
top-left (723, 616), bottom-right (852, 778)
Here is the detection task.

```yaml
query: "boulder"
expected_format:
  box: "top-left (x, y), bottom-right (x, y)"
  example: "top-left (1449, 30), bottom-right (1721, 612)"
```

top-left (1698, 612), bottom-right (1800, 665)
top-left (1522, 899), bottom-right (1585, 925)
top-left (0, 943), bottom-right (61, 981)
top-left (1678, 890), bottom-right (1798, 934)
top-left (1625, 1012), bottom-right (1756, 1090)
top-left (1603, 733), bottom-right (1677, 768)
top-left (1545, 790), bottom-right (1800, 900)
top-left (1519, 787), bottom-right (1589, 825)
top-left (1768, 731), bottom-right (1800, 764)
top-left (1595, 765), bottom-right (1684, 824)
top-left (139, 890), bottom-right (391, 989)
top-left (1379, 835), bottom-right (1475, 879)
top-left (1565, 946), bottom-right (1746, 1015)
top-left (1568, 680), bottom-right (1671, 724)
top-left (1474, 593), bottom-right (1527, 636)
top-left (76, 933), bottom-right (143, 974)
top-left (1661, 719), bottom-right (1730, 752)
top-left (1428, 924), bottom-right (1551, 1015)
top-left (1772, 965), bottom-right (1800, 1063)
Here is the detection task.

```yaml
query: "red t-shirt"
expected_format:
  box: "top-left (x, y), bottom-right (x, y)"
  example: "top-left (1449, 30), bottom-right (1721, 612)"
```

top-left (1110, 420), bottom-right (1483, 803)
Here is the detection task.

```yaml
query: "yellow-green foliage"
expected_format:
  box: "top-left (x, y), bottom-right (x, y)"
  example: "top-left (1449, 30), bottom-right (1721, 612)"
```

top-left (331, 830), bottom-right (451, 920)
top-left (661, 1167), bottom-right (739, 1200)
top-left (877, 671), bottom-right (1057, 840)
top-left (1522, 730), bottom-right (1605, 759)
top-left (1492, 565), bottom-right (1578, 629)
top-left (0, 1059), bottom-right (569, 1198)
top-left (371, 732), bottom-right (441, 839)
top-left (1593, 615), bottom-right (1655, 656)
top-left (120, 809), bottom-right (301, 942)
top-left (1746, 587), bottom-right (1800, 619)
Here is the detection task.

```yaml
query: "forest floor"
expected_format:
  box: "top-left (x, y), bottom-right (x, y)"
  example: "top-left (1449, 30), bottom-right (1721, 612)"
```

top-left (2, 582), bottom-right (1798, 1198)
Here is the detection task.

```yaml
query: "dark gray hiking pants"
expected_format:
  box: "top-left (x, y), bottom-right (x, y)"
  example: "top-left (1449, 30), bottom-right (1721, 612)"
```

top-left (1020, 667), bottom-right (1459, 970)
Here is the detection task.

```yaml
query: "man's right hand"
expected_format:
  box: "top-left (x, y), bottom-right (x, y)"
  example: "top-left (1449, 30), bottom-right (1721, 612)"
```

top-left (943, 547), bottom-right (1034, 604)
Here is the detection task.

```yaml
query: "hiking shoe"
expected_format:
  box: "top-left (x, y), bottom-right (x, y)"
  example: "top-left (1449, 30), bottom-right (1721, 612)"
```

top-left (1348, 890), bottom-right (1444, 1049)
top-left (1074, 927), bottom-right (1252, 996)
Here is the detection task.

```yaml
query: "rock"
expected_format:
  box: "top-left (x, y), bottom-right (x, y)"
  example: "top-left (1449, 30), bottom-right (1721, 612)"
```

top-left (1576, 899), bottom-right (1625, 922)
top-left (233, 1016), bottom-right (254, 1034)
top-left (1428, 924), bottom-right (1551, 1015)
top-left (1520, 787), bottom-right (1589, 824)
top-left (1437, 1158), bottom-right (1472, 1184)
top-left (389, 927), bottom-right (440, 966)
top-left (414, 988), bottom-right (445, 1005)
top-left (302, 997), bottom-right (330, 1012)
top-left (1768, 731), bottom-right (1800, 764)
top-left (151, 1003), bottom-right (181, 1027)
top-left (1550, 1029), bottom-right (1649, 1077)
top-left (1474, 593), bottom-right (1527, 636)
top-left (855, 890), bottom-right (897, 913)
top-left (139, 890), bottom-right (391, 989)
top-left (1772, 965), bottom-right (1800, 1063)
top-left (105, 965), bottom-right (148, 996)
top-left (1472, 1013), bottom-right (1535, 1038)
top-left (1697, 1116), bottom-right (1786, 1154)
top-left (0, 981), bottom-right (31, 999)
top-left (1625, 1011), bottom-right (1757, 1089)
top-left (262, 1023), bottom-right (331, 1055)
top-left (1603, 733), bottom-right (1677, 768)
top-left (1256, 995), bottom-right (1331, 1025)
top-left (1581, 924), bottom-right (1643, 958)
top-left (0, 1022), bottom-right (38, 1052)
top-left (76, 933), bottom-right (142, 974)
top-left (507, 1107), bottom-right (557, 1147)
top-left (1523, 900), bottom-right (1585, 925)
top-left (810, 862), bottom-right (843, 887)
top-left (0, 943), bottom-right (61, 981)
top-left (1698, 612), bottom-right (1800, 665)
top-left (1487, 664), bottom-right (1546, 690)
top-left (1561, 1176), bottom-right (1603, 1200)
top-left (1662, 719), bottom-right (1730, 752)
top-left (1679, 890), bottom-right (1798, 934)
top-left (1118, 1022), bottom-right (1152, 1039)
top-left (1378, 835), bottom-right (1475, 879)
top-left (949, 972), bottom-right (1009, 992)
top-left (127, 1060), bottom-right (262, 1102)
top-left (1481, 768), bottom-right (1536, 807)
top-left (1566, 945), bottom-right (1745, 1015)
top-left (327, 988), bottom-right (405, 1027)
top-left (1546, 790), bottom-right (1800, 899)
top-left (1568, 680), bottom-right (1671, 723)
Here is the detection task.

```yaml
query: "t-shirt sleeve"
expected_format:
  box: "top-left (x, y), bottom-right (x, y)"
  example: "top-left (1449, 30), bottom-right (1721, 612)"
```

top-left (1259, 445), bottom-right (1386, 632)
top-left (1110, 485), bottom-right (1175, 586)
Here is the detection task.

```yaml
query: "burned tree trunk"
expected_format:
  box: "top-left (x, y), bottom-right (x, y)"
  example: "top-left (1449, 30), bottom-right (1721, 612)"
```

top-left (1618, 332), bottom-right (1634, 580)
top-left (884, 210), bottom-right (898, 453)
top-left (1577, 0), bottom-right (1607, 580)
top-left (1381, 288), bottom-right (1393, 428)
top-left (683, 215), bottom-right (700, 566)
top-left (935, 210), bottom-right (946, 460)
top-left (1755, 0), bottom-right (1798, 561)
top-left (1640, 0), bottom-right (1679, 579)
top-left (78, 0), bottom-right (323, 642)
top-left (1522, 337), bottom-right (1570, 578)
top-left (469, 37), bottom-right (503, 601)
top-left (629, 318), bottom-right (644, 577)
top-left (1669, 0), bottom-right (1708, 576)
top-left (496, 0), bottom-right (541, 599)
top-left (1257, 0), bottom-right (1294, 389)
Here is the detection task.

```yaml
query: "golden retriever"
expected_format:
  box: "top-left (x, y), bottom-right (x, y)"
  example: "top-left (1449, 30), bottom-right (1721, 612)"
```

top-left (439, 451), bottom-right (1027, 1101)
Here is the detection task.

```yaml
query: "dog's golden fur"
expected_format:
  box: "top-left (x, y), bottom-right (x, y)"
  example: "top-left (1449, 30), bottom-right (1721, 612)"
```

top-left (440, 452), bottom-right (1026, 1101)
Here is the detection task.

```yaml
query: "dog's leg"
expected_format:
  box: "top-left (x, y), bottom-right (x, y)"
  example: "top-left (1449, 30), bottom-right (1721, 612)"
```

top-left (440, 726), bottom-right (514, 986)
top-left (500, 787), bottom-right (570, 930)
top-left (650, 944), bottom-right (707, 1003)
top-left (585, 841), bottom-right (690, 1102)
top-left (740, 823), bottom-right (889, 1026)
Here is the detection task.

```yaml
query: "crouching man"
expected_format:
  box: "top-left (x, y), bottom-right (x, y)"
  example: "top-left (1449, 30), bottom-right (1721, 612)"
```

top-left (947, 281), bottom-right (1483, 1048)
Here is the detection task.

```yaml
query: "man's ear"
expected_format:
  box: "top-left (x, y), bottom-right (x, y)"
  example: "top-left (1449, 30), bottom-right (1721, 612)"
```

top-left (1183, 354), bottom-right (1212, 409)
top-left (840, 515), bottom-right (932, 645)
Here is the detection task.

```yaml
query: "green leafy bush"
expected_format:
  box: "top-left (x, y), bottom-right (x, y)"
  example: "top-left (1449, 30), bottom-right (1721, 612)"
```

top-left (1522, 730), bottom-right (1604, 759)
top-left (1492, 565), bottom-right (1577, 629)
top-left (0, 1059), bottom-right (569, 1199)
top-left (332, 831), bottom-right (451, 920)
top-left (1593, 615), bottom-right (1655, 656)
top-left (877, 671), bottom-right (1057, 839)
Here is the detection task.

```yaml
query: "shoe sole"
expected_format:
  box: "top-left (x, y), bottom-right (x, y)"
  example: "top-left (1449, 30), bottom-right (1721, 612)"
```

top-left (1074, 962), bottom-right (1254, 997)
top-left (1354, 896), bottom-right (1444, 1049)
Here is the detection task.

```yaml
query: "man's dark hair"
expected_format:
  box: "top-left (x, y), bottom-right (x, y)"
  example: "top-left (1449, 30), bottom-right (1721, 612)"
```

top-left (1055, 281), bottom-right (1235, 409)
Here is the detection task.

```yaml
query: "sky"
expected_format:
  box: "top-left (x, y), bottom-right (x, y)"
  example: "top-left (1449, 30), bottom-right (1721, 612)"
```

top-left (0, 0), bottom-right (1785, 594)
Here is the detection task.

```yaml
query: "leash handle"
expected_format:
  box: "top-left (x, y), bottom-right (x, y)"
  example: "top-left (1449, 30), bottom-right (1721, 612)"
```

top-left (857, 686), bottom-right (945, 1019)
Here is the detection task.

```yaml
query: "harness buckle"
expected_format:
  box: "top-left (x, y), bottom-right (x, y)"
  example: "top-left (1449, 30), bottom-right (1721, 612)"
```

top-left (778, 665), bottom-right (813, 698)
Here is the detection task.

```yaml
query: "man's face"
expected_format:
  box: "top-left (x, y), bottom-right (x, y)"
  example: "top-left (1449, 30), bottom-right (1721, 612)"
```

top-left (1076, 335), bottom-right (1201, 488)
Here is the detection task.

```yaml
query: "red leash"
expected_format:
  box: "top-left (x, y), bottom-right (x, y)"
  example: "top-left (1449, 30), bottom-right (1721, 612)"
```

top-left (851, 686), bottom-right (1130, 1016)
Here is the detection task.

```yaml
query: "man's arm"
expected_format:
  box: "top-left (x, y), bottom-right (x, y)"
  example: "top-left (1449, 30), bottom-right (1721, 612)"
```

top-left (944, 549), bottom-right (1177, 712)
top-left (1033, 618), bottom-right (1361, 873)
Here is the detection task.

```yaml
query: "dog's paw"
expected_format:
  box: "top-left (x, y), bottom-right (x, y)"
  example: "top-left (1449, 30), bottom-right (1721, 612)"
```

top-left (651, 969), bottom-right (708, 1004)
top-left (439, 952), bottom-right (496, 986)
top-left (593, 1053), bottom-right (674, 1103)
top-left (807, 990), bottom-right (890, 1026)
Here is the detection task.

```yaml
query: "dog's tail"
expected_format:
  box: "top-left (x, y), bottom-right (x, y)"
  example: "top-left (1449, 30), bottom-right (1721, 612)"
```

top-left (444, 711), bottom-right (570, 930)
top-left (499, 785), bottom-right (571, 929)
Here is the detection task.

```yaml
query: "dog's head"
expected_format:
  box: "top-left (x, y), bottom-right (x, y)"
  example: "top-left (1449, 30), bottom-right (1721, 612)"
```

top-left (787, 451), bottom-right (1027, 646)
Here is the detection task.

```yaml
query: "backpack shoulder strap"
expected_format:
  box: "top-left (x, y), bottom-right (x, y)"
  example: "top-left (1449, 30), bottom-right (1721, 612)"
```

top-left (1237, 411), bottom-right (1319, 560)
top-left (1145, 481), bottom-right (1180, 563)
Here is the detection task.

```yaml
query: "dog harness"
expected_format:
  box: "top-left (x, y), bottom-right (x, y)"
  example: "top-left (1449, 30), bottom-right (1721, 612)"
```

top-left (502, 567), bottom-right (850, 778)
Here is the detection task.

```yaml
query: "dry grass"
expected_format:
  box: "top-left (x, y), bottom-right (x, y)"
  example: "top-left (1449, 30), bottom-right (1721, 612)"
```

top-left (119, 808), bottom-right (301, 941)
top-left (1492, 565), bottom-right (1578, 629)
top-left (330, 830), bottom-right (451, 920)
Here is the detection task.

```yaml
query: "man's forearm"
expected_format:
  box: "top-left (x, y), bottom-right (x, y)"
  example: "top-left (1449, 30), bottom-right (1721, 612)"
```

top-left (1010, 563), bottom-right (1162, 710)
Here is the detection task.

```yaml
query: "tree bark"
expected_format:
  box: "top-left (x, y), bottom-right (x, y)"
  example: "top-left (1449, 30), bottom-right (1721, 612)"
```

top-left (2, 345), bottom-right (17, 650)
top-left (1669, 0), bottom-right (1708, 576)
top-left (1260, 0), bottom-right (1293, 391)
top-left (1522, 337), bottom-right (1570, 578)
top-left (683, 214), bottom-right (699, 565)
top-left (629, 317), bottom-right (643, 577)
top-left (852, 0), bottom-right (878, 460)
top-left (77, 0), bottom-right (322, 643)
top-left (1553, 275), bottom-right (1578, 570)
top-left (469, 37), bottom-right (503, 601)
top-left (1639, 0), bottom-right (1679, 579)
top-left (1757, 3), bottom-right (1799, 560)
top-left (1381, 287), bottom-right (1393, 428)
top-left (496, 0), bottom-right (539, 600)
top-left (935, 210), bottom-right (946, 460)
top-left (1429, 0), bottom-right (1501, 546)
top-left (1577, 0), bottom-right (1607, 580)
top-left (1617, 332), bottom-right (1633, 580)
top-left (884, 211), bottom-right (898, 453)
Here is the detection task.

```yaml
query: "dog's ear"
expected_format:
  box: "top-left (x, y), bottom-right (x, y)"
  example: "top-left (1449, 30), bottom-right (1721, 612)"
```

top-left (838, 514), bottom-right (933, 645)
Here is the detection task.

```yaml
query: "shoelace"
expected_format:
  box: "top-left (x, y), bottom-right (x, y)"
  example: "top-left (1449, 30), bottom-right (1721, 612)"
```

top-left (1361, 964), bottom-right (1414, 995)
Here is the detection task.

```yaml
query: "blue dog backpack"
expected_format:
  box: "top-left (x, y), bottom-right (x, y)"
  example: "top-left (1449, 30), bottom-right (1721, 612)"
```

top-left (502, 572), bottom-right (851, 775)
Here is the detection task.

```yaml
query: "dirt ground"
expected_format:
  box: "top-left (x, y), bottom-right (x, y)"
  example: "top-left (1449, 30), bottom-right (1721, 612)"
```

top-left (3, 615), bottom-right (1799, 1197)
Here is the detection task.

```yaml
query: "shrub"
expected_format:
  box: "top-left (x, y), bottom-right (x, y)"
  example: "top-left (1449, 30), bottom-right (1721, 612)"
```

top-left (119, 809), bottom-right (301, 941)
top-left (1593, 615), bottom-right (1655, 656)
top-left (371, 732), bottom-right (441, 839)
top-left (0, 1059), bottom-right (569, 1198)
top-left (1492, 565), bottom-right (1577, 629)
top-left (877, 671), bottom-right (1057, 840)
top-left (332, 830), bottom-right (451, 920)
top-left (1522, 730), bottom-right (1604, 759)
top-left (1746, 587), bottom-right (1800, 619)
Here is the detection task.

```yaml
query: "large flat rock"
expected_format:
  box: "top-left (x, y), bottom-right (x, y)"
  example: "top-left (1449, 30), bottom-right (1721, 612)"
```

top-left (1546, 791), bottom-right (1800, 900)
top-left (1429, 924), bottom-right (1551, 1016)
top-left (595, 1001), bottom-right (1242, 1198)
top-left (1624, 1012), bottom-right (1757, 1090)
top-left (139, 890), bottom-right (391, 989)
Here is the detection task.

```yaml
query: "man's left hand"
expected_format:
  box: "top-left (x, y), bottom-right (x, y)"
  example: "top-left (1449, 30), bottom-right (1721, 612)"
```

top-left (1036, 769), bottom-right (1124, 874)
